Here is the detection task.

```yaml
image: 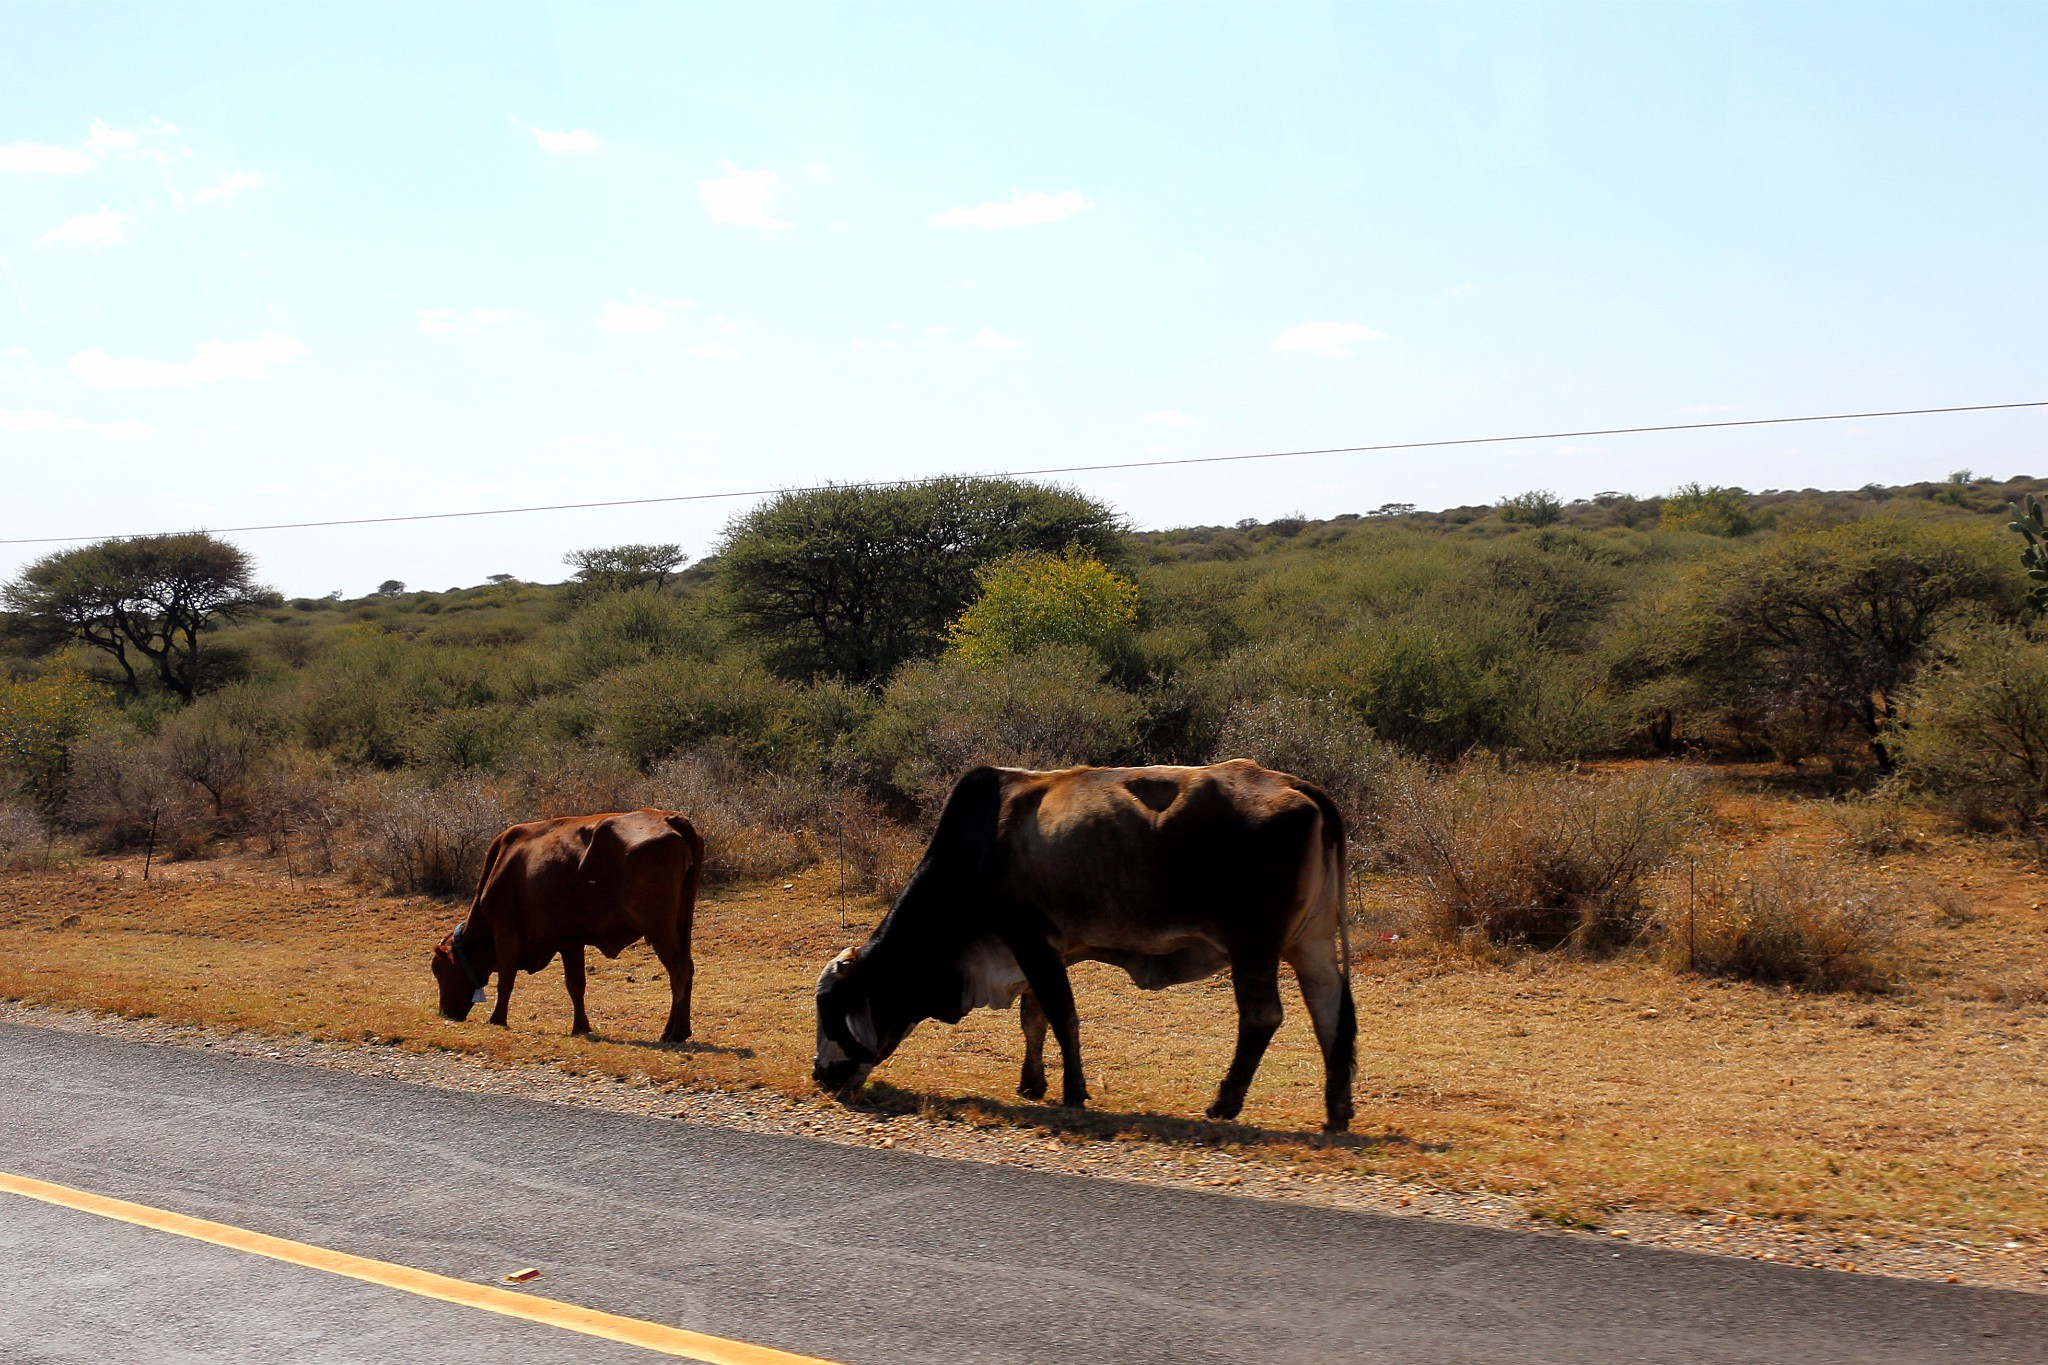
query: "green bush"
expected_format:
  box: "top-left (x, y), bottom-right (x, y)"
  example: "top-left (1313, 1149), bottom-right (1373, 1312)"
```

top-left (948, 548), bottom-right (1140, 667)
top-left (1658, 484), bottom-right (1756, 537)
top-left (1891, 628), bottom-right (2048, 830)
top-left (588, 658), bottom-right (845, 770)
top-left (557, 587), bottom-right (716, 682)
top-left (861, 646), bottom-right (1146, 808)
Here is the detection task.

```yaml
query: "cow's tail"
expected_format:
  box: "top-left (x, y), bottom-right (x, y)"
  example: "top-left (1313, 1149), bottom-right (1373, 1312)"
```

top-left (1305, 783), bottom-right (1354, 1006)
top-left (667, 814), bottom-right (705, 922)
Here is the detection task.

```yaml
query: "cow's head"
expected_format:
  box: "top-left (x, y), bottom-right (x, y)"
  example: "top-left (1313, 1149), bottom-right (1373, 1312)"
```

top-left (813, 946), bottom-right (918, 1095)
top-left (430, 924), bottom-right (486, 1022)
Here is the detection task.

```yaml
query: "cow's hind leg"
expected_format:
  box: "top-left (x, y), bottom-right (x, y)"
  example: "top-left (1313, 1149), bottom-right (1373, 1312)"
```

top-left (647, 930), bottom-right (694, 1044)
top-left (563, 945), bottom-right (593, 1036)
top-left (1017, 990), bottom-right (1049, 1100)
top-left (1207, 955), bottom-right (1284, 1123)
top-left (1287, 941), bottom-right (1357, 1133)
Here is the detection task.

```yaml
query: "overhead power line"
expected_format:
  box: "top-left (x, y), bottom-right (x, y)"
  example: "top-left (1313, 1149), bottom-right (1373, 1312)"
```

top-left (2, 398), bottom-right (2044, 548)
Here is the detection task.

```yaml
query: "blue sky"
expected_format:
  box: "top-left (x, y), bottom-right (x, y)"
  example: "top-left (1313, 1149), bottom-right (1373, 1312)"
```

top-left (3, 1), bottom-right (2046, 596)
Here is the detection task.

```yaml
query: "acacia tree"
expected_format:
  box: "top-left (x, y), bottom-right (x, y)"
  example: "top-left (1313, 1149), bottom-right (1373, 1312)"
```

top-left (563, 543), bottom-right (689, 594)
top-left (3, 533), bottom-right (267, 703)
top-left (717, 478), bottom-right (1125, 684)
top-left (1673, 517), bottom-right (2022, 764)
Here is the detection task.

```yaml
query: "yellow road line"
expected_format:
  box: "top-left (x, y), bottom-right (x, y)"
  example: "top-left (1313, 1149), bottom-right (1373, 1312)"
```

top-left (0, 1169), bottom-right (842, 1365)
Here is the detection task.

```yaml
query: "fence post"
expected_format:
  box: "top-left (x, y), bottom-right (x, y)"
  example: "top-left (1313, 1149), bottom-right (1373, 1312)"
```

top-left (1685, 857), bottom-right (1697, 973)
top-left (143, 806), bottom-right (161, 882)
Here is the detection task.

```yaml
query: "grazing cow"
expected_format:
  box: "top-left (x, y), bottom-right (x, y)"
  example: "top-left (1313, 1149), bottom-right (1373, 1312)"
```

top-left (814, 761), bottom-right (1356, 1131)
top-left (430, 809), bottom-right (703, 1042)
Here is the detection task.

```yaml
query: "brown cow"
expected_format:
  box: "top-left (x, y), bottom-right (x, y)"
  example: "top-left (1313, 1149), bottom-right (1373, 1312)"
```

top-left (813, 761), bottom-right (1356, 1131)
top-left (430, 809), bottom-right (703, 1041)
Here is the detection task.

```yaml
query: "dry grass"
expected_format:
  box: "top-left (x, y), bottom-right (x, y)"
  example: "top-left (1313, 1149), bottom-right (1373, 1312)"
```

top-left (1380, 762), bottom-right (1703, 951)
top-left (1656, 847), bottom-right (1906, 992)
top-left (2, 765), bottom-right (2046, 1251)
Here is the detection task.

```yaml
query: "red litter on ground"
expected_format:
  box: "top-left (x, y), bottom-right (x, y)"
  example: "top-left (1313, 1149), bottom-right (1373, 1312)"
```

top-left (501, 1268), bottom-right (542, 1283)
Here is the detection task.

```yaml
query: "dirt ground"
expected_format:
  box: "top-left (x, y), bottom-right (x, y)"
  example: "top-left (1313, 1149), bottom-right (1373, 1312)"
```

top-left (1, 767), bottom-right (2044, 1294)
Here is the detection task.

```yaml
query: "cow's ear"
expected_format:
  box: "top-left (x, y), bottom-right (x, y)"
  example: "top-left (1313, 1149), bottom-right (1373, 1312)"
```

top-left (846, 1000), bottom-right (880, 1057)
top-left (577, 817), bottom-right (627, 885)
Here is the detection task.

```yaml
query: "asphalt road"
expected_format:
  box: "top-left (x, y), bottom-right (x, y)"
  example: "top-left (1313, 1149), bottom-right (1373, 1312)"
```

top-left (0, 1022), bottom-right (2042, 1364)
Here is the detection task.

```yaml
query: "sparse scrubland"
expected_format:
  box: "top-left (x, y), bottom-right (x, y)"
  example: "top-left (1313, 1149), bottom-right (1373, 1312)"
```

top-left (2, 472), bottom-right (2046, 1263)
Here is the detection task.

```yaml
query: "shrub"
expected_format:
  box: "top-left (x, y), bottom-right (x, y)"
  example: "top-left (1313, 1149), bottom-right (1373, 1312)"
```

top-left (1825, 785), bottom-right (1919, 857)
top-left (643, 748), bottom-right (826, 887)
top-left (556, 587), bottom-right (715, 682)
top-left (1382, 763), bottom-right (1703, 951)
top-left (159, 685), bottom-right (286, 821)
top-left (1890, 628), bottom-right (2048, 831)
top-left (860, 646), bottom-right (1146, 810)
top-left (64, 733), bottom-right (215, 858)
top-left (0, 798), bottom-right (48, 870)
top-left (1658, 484), bottom-right (1756, 537)
top-left (1212, 692), bottom-right (1393, 823)
top-left (947, 548), bottom-right (1140, 667)
top-left (347, 775), bottom-right (516, 897)
top-left (510, 741), bottom-right (645, 821)
top-left (1658, 848), bottom-right (1902, 991)
top-left (1344, 625), bottom-right (1499, 759)
top-left (588, 658), bottom-right (831, 770)
top-left (1498, 489), bottom-right (1564, 526)
top-left (246, 746), bottom-right (343, 873)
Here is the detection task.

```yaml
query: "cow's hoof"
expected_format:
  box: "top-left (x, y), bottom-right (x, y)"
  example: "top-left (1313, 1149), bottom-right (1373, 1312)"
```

top-left (1205, 1099), bottom-right (1244, 1122)
top-left (1059, 1090), bottom-right (1090, 1109)
top-left (660, 1029), bottom-right (692, 1045)
top-left (1017, 1077), bottom-right (1047, 1101)
top-left (1322, 1116), bottom-right (1352, 1134)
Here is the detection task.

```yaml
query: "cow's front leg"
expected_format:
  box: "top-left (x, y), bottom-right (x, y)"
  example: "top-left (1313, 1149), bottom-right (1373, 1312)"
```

top-left (1009, 937), bottom-right (1086, 1107)
top-left (488, 935), bottom-right (520, 1028)
top-left (563, 945), bottom-right (592, 1036)
top-left (1017, 989), bottom-right (1049, 1100)
top-left (1208, 956), bottom-right (1283, 1122)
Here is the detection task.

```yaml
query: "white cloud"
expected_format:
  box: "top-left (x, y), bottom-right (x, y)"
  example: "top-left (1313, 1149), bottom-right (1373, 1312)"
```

top-left (969, 328), bottom-right (1017, 349)
top-left (85, 118), bottom-right (179, 161)
top-left (189, 170), bottom-right (264, 204)
top-left (698, 162), bottom-right (790, 230)
top-left (930, 190), bottom-right (1093, 228)
top-left (1140, 410), bottom-right (1200, 427)
top-left (470, 307), bottom-right (516, 326)
top-left (69, 332), bottom-right (310, 386)
top-left (686, 343), bottom-right (736, 361)
top-left (1269, 321), bottom-right (1387, 358)
top-left (532, 127), bottom-right (602, 155)
top-left (415, 308), bottom-right (462, 335)
top-left (39, 208), bottom-right (135, 247)
top-left (599, 299), bottom-right (673, 333)
top-left (0, 405), bottom-right (154, 440)
top-left (0, 142), bottom-right (93, 174)
top-left (84, 120), bottom-right (139, 154)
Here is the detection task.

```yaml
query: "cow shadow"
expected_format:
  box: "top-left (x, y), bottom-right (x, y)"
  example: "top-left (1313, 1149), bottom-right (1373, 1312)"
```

top-left (601, 1034), bottom-right (757, 1059)
top-left (842, 1081), bottom-right (1447, 1156)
